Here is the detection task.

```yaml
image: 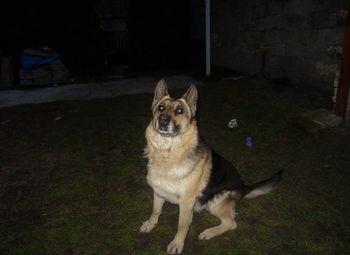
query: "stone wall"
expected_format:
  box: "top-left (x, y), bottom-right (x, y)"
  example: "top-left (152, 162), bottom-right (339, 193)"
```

top-left (212, 0), bottom-right (348, 90)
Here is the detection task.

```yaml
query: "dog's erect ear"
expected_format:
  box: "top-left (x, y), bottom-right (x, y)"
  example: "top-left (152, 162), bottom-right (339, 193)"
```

top-left (152, 79), bottom-right (169, 109)
top-left (182, 84), bottom-right (198, 116)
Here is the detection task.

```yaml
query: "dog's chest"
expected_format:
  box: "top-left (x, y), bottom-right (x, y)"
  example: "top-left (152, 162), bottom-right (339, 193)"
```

top-left (147, 163), bottom-right (193, 204)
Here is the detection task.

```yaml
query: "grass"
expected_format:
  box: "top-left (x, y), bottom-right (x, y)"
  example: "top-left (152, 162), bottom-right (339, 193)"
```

top-left (1, 78), bottom-right (350, 255)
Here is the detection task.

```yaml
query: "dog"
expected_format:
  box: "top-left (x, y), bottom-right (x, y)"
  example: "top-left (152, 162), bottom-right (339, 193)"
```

top-left (140, 80), bottom-right (282, 254)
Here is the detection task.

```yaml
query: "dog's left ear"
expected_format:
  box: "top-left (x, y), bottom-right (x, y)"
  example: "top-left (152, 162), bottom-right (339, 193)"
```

top-left (182, 84), bottom-right (198, 116)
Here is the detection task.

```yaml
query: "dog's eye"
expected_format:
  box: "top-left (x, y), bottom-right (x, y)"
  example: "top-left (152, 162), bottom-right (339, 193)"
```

top-left (175, 108), bottom-right (183, 114)
top-left (158, 105), bottom-right (165, 112)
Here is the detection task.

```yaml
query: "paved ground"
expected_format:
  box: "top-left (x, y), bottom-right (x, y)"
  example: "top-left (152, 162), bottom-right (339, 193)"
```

top-left (0, 75), bottom-right (200, 108)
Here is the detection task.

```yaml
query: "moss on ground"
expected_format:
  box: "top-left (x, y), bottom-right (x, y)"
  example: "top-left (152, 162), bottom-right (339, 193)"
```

top-left (1, 79), bottom-right (349, 254)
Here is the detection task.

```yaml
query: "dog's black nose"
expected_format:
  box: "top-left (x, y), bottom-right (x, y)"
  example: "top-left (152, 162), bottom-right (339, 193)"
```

top-left (159, 114), bottom-right (171, 126)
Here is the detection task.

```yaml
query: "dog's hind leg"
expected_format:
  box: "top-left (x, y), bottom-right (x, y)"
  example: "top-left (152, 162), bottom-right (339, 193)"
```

top-left (199, 196), bottom-right (237, 240)
top-left (140, 193), bottom-right (165, 233)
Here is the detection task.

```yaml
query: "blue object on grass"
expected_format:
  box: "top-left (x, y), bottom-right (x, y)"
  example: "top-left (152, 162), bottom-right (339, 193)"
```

top-left (20, 52), bottom-right (60, 69)
top-left (246, 136), bottom-right (253, 148)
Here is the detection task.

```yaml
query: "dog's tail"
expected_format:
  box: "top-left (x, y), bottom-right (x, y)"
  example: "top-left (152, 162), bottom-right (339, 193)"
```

top-left (244, 169), bottom-right (283, 199)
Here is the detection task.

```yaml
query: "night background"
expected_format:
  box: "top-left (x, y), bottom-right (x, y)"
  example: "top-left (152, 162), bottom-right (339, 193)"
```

top-left (1, 0), bottom-right (203, 76)
top-left (0, 0), bottom-right (350, 254)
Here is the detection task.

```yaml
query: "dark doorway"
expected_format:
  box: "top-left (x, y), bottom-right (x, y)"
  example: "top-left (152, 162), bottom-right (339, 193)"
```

top-left (128, 0), bottom-right (195, 73)
top-left (1, 0), bottom-right (205, 85)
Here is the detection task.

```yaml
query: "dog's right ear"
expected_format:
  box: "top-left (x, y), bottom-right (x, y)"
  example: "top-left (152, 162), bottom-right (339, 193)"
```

top-left (152, 79), bottom-right (169, 109)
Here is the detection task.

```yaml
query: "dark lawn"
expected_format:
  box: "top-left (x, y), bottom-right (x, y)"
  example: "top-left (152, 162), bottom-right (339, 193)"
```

top-left (1, 79), bottom-right (350, 255)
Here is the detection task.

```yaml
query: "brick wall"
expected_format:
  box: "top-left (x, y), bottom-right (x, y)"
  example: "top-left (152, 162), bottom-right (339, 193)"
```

top-left (212, 0), bottom-right (348, 90)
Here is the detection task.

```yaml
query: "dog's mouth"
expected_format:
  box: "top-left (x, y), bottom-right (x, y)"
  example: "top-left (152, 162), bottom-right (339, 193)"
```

top-left (155, 119), bottom-right (179, 137)
top-left (158, 129), bottom-right (175, 137)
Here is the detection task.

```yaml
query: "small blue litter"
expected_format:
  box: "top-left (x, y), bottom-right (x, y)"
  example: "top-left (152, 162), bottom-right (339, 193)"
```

top-left (246, 136), bottom-right (253, 148)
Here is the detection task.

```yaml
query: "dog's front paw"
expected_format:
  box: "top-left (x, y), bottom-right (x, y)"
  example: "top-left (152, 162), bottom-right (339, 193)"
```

top-left (167, 239), bottom-right (184, 254)
top-left (139, 220), bottom-right (156, 233)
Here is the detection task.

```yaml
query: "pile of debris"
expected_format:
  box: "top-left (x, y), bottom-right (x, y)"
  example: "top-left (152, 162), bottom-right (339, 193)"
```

top-left (19, 48), bottom-right (70, 87)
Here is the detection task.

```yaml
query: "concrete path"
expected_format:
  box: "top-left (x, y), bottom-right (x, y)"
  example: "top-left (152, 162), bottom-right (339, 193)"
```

top-left (0, 75), bottom-right (201, 108)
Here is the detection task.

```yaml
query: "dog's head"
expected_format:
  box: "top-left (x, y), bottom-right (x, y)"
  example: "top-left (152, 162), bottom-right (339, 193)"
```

top-left (150, 79), bottom-right (198, 137)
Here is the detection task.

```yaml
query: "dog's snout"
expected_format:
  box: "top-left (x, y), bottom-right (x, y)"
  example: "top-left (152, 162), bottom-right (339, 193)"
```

top-left (159, 114), bottom-right (171, 126)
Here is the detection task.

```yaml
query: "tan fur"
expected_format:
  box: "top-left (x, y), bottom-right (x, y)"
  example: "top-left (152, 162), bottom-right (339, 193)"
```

top-left (198, 192), bottom-right (238, 240)
top-left (140, 82), bottom-right (242, 254)
top-left (142, 118), bottom-right (213, 254)
top-left (144, 120), bottom-right (210, 204)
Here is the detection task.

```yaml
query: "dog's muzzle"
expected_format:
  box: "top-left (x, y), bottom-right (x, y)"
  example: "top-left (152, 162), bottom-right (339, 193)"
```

top-left (158, 114), bottom-right (171, 130)
top-left (156, 114), bottom-right (178, 136)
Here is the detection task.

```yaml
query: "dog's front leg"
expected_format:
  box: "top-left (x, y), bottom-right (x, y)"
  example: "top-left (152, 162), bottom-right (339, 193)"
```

top-left (167, 202), bottom-right (194, 254)
top-left (140, 192), bottom-right (165, 233)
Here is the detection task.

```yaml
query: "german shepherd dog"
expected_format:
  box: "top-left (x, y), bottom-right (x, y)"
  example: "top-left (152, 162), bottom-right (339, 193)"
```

top-left (140, 80), bottom-right (282, 254)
